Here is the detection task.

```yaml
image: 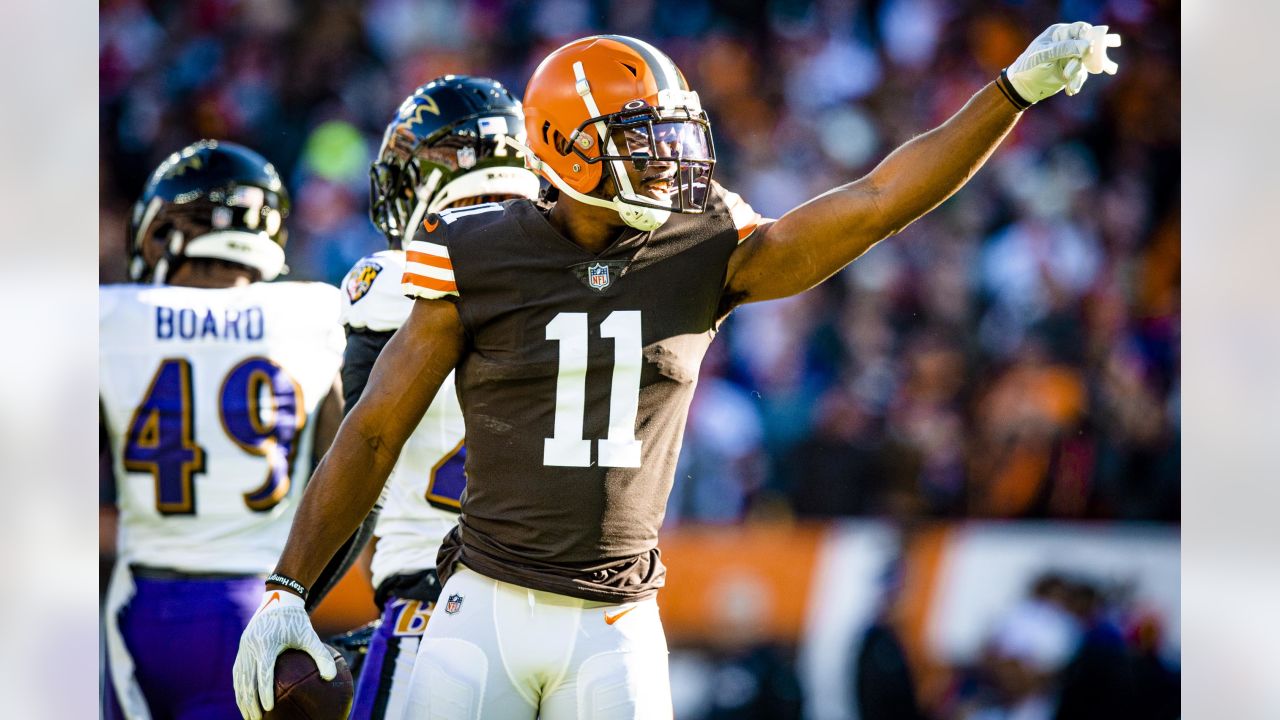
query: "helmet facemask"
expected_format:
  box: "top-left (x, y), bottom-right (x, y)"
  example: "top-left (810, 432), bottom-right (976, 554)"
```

top-left (131, 181), bottom-right (289, 283)
top-left (369, 111), bottom-right (539, 248)
top-left (368, 131), bottom-right (445, 248)
top-left (128, 141), bottom-right (291, 284)
top-left (531, 62), bottom-right (716, 232)
top-left (590, 103), bottom-right (714, 216)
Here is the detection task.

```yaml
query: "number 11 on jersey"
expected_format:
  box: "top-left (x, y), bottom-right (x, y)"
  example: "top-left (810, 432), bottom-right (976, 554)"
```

top-left (544, 311), bottom-right (643, 468)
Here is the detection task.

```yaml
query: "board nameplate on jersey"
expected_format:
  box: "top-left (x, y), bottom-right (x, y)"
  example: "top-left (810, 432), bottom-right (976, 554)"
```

top-left (155, 305), bottom-right (264, 341)
top-left (571, 259), bottom-right (628, 292)
top-left (444, 594), bottom-right (464, 615)
top-left (345, 259), bottom-right (383, 303)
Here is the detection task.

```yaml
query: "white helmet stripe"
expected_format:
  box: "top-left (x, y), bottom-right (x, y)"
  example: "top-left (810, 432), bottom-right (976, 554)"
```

top-left (625, 36), bottom-right (681, 91)
top-left (573, 61), bottom-right (643, 200)
top-left (597, 35), bottom-right (683, 92)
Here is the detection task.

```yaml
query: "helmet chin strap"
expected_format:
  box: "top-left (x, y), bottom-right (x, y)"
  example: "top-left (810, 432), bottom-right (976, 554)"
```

top-left (616, 202), bottom-right (670, 232)
top-left (401, 168), bottom-right (443, 249)
top-left (518, 145), bottom-right (670, 232)
top-left (509, 62), bottom-right (671, 232)
top-left (150, 229), bottom-right (185, 285)
top-left (151, 258), bottom-right (170, 285)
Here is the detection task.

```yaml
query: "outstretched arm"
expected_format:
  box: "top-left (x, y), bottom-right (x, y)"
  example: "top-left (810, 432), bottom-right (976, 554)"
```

top-left (723, 83), bottom-right (1018, 308)
top-left (722, 22), bottom-right (1116, 309)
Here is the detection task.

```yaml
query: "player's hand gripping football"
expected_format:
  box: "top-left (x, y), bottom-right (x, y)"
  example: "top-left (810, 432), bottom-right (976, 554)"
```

top-left (1003, 22), bottom-right (1122, 105)
top-left (233, 590), bottom-right (336, 720)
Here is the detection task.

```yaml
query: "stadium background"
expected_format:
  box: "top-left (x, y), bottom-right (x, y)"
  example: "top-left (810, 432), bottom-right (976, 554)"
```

top-left (99, 0), bottom-right (1180, 718)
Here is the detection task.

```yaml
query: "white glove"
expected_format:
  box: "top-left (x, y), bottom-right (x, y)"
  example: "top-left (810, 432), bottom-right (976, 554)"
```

top-left (1001, 22), bottom-right (1122, 107)
top-left (233, 590), bottom-right (336, 720)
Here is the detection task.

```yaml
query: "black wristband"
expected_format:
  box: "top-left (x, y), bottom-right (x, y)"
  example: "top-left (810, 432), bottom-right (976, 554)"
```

top-left (266, 573), bottom-right (309, 600)
top-left (996, 69), bottom-right (1033, 111)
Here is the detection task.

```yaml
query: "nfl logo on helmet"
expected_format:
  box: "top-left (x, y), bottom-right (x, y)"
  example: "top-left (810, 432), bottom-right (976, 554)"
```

top-left (587, 263), bottom-right (611, 291)
top-left (444, 594), bottom-right (464, 615)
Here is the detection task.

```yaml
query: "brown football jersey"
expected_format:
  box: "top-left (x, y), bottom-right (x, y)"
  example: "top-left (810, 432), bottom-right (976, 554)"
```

top-left (401, 183), bottom-right (762, 603)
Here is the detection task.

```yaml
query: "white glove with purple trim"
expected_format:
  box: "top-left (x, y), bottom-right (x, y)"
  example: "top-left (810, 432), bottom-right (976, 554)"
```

top-left (1000, 22), bottom-right (1122, 108)
top-left (232, 590), bottom-right (336, 720)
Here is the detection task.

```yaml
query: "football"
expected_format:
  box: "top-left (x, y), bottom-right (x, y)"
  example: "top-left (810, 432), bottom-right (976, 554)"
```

top-left (266, 645), bottom-right (354, 720)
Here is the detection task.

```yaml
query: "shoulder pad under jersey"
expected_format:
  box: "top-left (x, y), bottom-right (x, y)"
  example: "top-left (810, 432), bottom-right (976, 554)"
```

top-left (266, 280), bottom-right (345, 322)
top-left (709, 181), bottom-right (766, 243)
top-left (401, 201), bottom-right (513, 302)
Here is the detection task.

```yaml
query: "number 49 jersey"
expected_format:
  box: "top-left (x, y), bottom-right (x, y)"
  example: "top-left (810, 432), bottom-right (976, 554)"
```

top-left (401, 184), bottom-right (762, 604)
top-left (99, 282), bottom-right (344, 574)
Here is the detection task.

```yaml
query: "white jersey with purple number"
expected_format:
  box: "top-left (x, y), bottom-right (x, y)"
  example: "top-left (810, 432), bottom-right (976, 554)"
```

top-left (100, 282), bottom-right (344, 574)
top-left (341, 250), bottom-right (465, 589)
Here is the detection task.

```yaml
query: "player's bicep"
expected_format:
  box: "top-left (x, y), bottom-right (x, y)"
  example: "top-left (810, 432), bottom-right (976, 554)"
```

top-left (719, 219), bottom-right (779, 314)
top-left (723, 180), bottom-right (884, 309)
top-left (344, 298), bottom-right (465, 459)
top-left (724, 213), bottom-right (826, 307)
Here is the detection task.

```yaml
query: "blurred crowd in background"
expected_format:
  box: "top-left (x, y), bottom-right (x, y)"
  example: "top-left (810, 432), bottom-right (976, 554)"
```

top-left (100, 0), bottom-right (1179, 717)
top-left (100, 0), bottom-right (1180, 527)
top-left (944, 571), bottom-right (1178, 720)
top-left (670, 568), bottom-right (1178, 720)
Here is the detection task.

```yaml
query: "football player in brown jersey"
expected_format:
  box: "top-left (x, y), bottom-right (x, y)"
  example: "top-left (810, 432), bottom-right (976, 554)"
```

top-left (235, 27), bottom-right (1121, 720)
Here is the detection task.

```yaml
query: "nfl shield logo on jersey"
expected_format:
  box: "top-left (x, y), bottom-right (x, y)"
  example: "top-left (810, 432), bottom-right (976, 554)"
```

top-left (444, 594), bottom-right (464, 615)
top-left (456, 146), bottom-right (477, 169)
top-left (587, 263), bottom-right (611, 291)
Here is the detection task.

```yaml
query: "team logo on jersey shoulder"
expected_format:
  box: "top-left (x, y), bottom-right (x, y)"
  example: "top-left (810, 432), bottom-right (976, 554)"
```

top-left (444, 593), bottom-right (464, 615)
top-left (588, 263), bottom-right (611, 291)
top-left (345, 259), bottom-right (383, 303)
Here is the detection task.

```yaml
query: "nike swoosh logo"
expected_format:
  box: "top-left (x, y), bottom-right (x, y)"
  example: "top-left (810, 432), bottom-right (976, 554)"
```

top-left (263, 591), bottom-right (281, 610)
top-left (423, 216), bottom-right (439, 232)
top-left (604, 607), bottom-right (636, 625)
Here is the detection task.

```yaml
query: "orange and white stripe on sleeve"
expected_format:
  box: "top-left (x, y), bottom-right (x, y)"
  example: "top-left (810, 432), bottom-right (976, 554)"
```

top-left (721, 188), bottom-right (767, 243)
top-left (402, 238), bottom-right (458, 300)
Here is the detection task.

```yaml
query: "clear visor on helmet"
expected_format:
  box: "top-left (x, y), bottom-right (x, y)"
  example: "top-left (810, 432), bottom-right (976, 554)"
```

top-left (598, 117), bottom-right (714, 212)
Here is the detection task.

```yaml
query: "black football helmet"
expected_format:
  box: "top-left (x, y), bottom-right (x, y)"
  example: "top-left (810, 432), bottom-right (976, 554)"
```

top-left (369, 75), bottom-right (540, 247)
top-left (128, 140), bottom-right (290, 283)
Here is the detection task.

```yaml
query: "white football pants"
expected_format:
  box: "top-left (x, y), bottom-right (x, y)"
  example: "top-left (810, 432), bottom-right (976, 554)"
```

top-left (402, 566), bottom-right (671, 719)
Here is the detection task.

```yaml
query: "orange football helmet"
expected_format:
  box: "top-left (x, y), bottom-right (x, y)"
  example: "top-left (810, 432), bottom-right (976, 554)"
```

top-left (522, 35), bottom-right (715, 230)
